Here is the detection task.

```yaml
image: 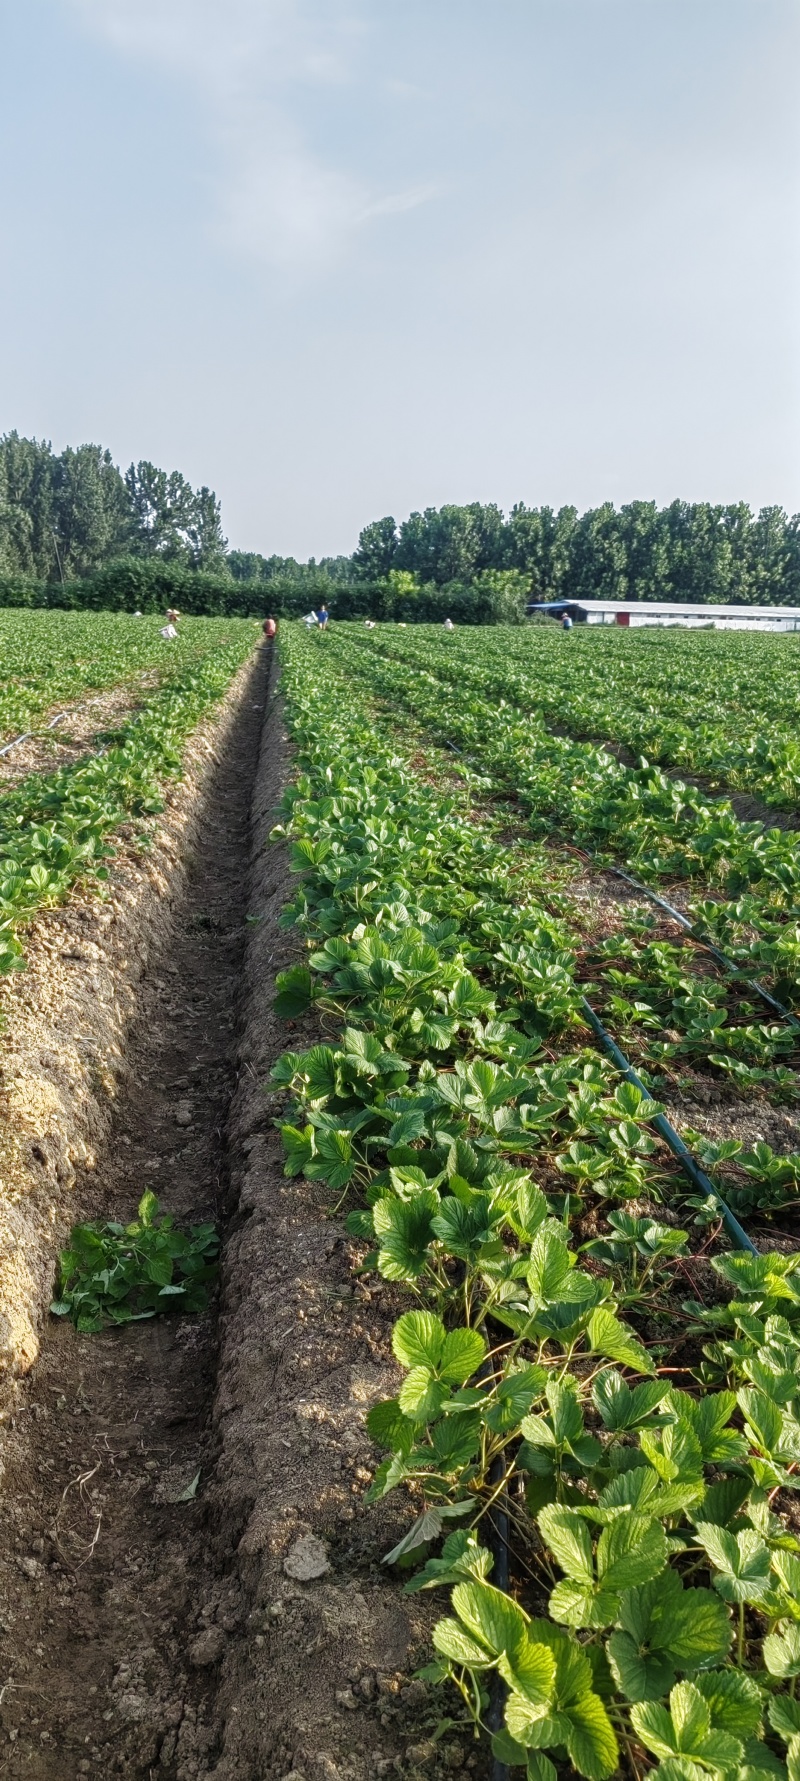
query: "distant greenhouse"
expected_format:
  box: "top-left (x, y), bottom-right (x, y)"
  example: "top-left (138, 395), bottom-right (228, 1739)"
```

top-left (527, 599), bottom-right (800, 631)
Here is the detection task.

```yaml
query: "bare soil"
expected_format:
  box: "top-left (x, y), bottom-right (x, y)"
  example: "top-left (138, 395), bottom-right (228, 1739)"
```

top-left (0, 656), bottom-right (454, 1781)
top-left (198, 695), bottom-right (442, 1781)
top-left (0, 649), bottom-right (271, 1776)
top-left (0, 680), bottom-right (157, 789)
top-left (0, 655), bottom-right (260, 1387)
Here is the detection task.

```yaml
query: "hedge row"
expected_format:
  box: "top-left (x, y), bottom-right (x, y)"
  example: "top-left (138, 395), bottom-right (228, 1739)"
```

top-left (0, 558), bottom-right (527, 625)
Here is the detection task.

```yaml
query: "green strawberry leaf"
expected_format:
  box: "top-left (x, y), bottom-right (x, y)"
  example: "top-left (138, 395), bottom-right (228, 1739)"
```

top-left (587, 1307), bottom-right (654, 1374)
top-left (538, 1505), bottom-right (594, 1583)
top-left (392, 1309), bottom-right (446, 1370)
top-left (592, 1369), bottom-right (668, 1430)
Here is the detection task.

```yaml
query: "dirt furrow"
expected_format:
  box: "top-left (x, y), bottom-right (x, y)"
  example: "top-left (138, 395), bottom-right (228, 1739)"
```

top-left (0, 649), bottom-right (270, 1777)
top-left (0, 654), bottom-right (471, 1781)
top-left (195, 687), bottom-right (439, 1781)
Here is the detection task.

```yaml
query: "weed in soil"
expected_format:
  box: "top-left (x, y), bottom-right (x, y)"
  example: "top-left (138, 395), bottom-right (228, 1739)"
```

top-left (50, 1190), bottom-right (219, 1332)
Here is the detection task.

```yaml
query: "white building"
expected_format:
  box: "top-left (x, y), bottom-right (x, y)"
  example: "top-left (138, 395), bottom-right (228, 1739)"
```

top-left (528, 599), bottom-right (800, 632)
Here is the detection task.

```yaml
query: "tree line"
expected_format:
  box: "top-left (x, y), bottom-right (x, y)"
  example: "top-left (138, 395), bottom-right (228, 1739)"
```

top-left (0, 433), bottom-right (227, 583)
top-left (350, 501), bottom-right (800, 607)
top-left (2, 430), bottom-right (800, 617)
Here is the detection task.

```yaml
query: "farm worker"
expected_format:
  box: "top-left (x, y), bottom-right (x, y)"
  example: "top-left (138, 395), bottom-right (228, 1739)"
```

top-left (263, 616), bottom-right (277, 639)
top-left (166, 608), bottom-right (180, 624)
top-left (561, 613), bottom-right (573, 632)
top-left (160, 622), bottom-right (178, 640)
top-left (443, 617), bottom-right (454, 632)
top-left (316, 603), bottom-right (329, 630)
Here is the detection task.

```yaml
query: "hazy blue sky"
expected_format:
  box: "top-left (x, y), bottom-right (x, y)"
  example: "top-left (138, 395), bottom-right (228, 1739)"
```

top-left (1, 1), bottom-right (798, 557)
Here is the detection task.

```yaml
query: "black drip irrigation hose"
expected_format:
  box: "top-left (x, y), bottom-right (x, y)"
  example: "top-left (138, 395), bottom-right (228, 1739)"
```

top-left (580, 996), bottom-right (757, 1255)
top-left (444, 735), bottom-right (799, 1036)
top-left (473, 1356), bottom-right (511, 1780)
top-left (608, 865), bottom-right (800, 1032)
top-left (477, 999), bottom-right (754, 1781)
top-left (481, 1419), bottom-right (511, 1781)
top-left (422, 738), bottom-right (758, 1768)
top-left (435, 729), bottom-right (758, 1767)
top-left (476, 993), bottom-right (758, 1781)
top-left (443, 735), bottom-right (760, 1252)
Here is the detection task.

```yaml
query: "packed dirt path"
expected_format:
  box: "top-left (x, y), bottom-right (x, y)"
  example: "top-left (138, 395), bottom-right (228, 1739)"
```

top-left (0, 649), bottom-right (270, 1777)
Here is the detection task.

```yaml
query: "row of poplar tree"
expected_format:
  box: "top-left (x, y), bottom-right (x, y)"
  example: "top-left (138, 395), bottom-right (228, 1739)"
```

top-left (347, 502), bottom-right (800, 607)
top-left (3, 430), bottom-right (800, 610)
top-left (0, 433), bottom-right (227, 582)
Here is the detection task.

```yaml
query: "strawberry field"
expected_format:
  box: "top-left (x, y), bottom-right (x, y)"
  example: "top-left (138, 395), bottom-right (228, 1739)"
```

top-left (339, 623), bottom-right (800, 811)
top-left (0, 612), bottom-right (258, 975)
top-left (268, 621), bottom-right (800, 1781)
top-left (0, 609), bottom-right (255, 746)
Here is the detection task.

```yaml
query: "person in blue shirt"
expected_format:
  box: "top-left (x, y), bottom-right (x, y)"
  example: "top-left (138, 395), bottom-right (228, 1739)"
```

top-left (317, 603), bottom-right (329, 630)
top-left (561, 613), bottom-right (573, 632)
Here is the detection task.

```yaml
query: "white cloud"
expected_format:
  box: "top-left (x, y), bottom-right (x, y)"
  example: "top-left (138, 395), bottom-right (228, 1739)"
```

top-left (68, 0), bottom-right (430, 267)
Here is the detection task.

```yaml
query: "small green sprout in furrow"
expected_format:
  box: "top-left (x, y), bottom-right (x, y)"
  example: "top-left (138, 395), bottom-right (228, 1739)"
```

top-left (51, 1192), bottom-right (219, 1333)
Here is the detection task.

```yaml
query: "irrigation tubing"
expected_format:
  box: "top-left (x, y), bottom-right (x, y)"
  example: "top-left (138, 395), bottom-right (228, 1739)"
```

top-left (436, 729), bottom-right (758, 1762)
top-left (474, 1363), bottom-right (511, 1781)
top-left (0, 711), bottom-right (67, 758)
top-left (487, 1457), bottom-right (510, 1781)
top-left (441, 735), bottom-right (761, 1251)
top-left (371, 714), bottom-right (759, 1758)
top-left (477, 989), bottom-right (757, 1781)
top-left (580, 996), bottom-right (757, 1255)
top-left (0, 673), bottom-right (164, 765)
top-left (442, 734), bottom-right (799, 1036)
top-left (608, 865), bottom-right (800, 1031)
top-left (477, 997), bottom-right (754, 1781)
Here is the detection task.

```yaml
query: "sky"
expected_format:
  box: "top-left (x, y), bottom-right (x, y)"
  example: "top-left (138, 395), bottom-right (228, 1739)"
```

top-left (0, 0), bottom-right (798, 559)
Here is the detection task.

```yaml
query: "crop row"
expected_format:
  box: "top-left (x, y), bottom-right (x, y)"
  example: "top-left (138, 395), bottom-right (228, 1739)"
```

top-left (272, 624), bottom-right (800, 1781)
top-left (320, 628), bottom-right (800, 1175)
top-left (329, 627), bottom-right (800, 1016)
top-left (0, 610), bottom-right (255, 746)
top-left (310, 628), bottom-right (800, 1121)
top-left (0, 621), bottom-right (257, 974)
top-left (488, 627), bottom-right (800, 812)
top-left (348, 624), bottom-right (800, 813)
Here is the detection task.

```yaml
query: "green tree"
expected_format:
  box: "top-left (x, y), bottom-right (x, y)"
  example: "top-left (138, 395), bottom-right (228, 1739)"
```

top-left (617, 502), bottom-right (669, 603)
top-left (564, 504), bottom-right (628, 602)
top-left (748, 506), bottom-right (797, 606)
top-left (0, 433), bottom-right (56, 578)
top-left (228, 550), bottom-right (272, 582)
top-left (52, 444), bottom-right (132, 579)
top-left (506, 504), bottom-right (578, 599)
top-left (183, 485), bottom-right (229, 572)
top-left (124, 462), bottom-right (195, 560)
top-left (396, 503), bottom-right (506, 584)
top-left (353, 516), bottom-right (398, 580)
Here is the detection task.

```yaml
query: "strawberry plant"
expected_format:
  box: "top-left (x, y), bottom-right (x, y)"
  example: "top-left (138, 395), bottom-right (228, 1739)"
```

top-left (0, 621), bottom-right (256, 970)
top-left (345, 619), bottom-right (800, 811)
top-left (270, 626), bottom-right (800, 1781)
top-left (333, 625), bottom-right (800, 1012)
top-left (0, 609), bottom-right (255, 747)
top-left (50, 1190), bottom-right (219, 1331)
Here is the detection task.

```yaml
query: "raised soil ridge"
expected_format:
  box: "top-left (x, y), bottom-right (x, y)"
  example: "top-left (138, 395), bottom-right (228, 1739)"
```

top-left (0, 650), bottom-right (452, 1781)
